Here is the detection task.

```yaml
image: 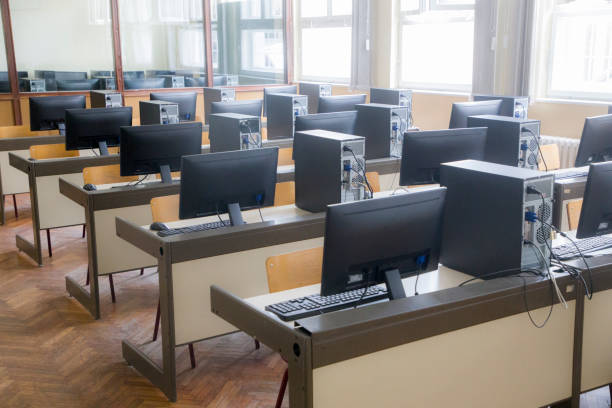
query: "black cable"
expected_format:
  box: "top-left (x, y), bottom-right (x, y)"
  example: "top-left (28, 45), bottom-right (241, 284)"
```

top-left (524, 128), bottom-right (547, 172)
top-left (345, 146), bottom-right (373, 197)
top-left (258, 207), bottom-right (264, 223)
top-left (414, 263), bottom-right (424, 296)
top-left (354, 271), bottom-right (373, 309)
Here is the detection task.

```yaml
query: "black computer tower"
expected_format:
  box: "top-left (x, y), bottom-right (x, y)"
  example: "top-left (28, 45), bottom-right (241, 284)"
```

top-left (90, 90), bottom-right (122, 108)
top-left (440, 160), bottom-right (554, 278)
top-left (20, 78), bottom-right (45, 92)
top-left (370, 88), bottom-right (413, 127)
top-left (203, 87), bottom-right (236, 125)
top-left (209, 113), bottom-right (261, 153)
top-left (139, 100), bottom-right (180, 125)
top-left (473, 95), bottom-right (529, 120)
top-left (299, 82), bottom-right (332, 114)
top-left (267, 94), bottom-right (308, 140)
top-left (294, 130), bottom-right (366, 212)
top-left (467, 115), bottom-right (541, 170)
top-left (158, 75), bottom-right (185, 88)
top-left (355, 103), bottom-right (408, 159)
top-left (94, 76), bottom-right (116, 90)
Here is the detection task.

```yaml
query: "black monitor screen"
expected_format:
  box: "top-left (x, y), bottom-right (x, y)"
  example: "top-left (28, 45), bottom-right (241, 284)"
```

top-left (577, 161), bottom-right (612, 239)
top-left (295, 111), bottom-right (358, 135)
top-left (449, 100), bottom-right (503, 129)
top-left (575, 114), bottom-right (612, 167)
top-left (318, 94), bottom-right (367, 113)
top-left (150, 91), bottom-right (197, 121)
top-left (211, 100), bottom-right (263, 117)
top-left (29, 95), bottom-right (86, 131)
top-left (65, 107), bottom-right (132, 151)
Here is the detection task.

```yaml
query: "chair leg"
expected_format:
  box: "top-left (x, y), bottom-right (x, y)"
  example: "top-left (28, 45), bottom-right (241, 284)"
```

top-left (46, 229), bottom-right (52, 257)
top-left (152, 299), bottom-right (161, 341)
top-left (609, 383), bottom-right (611, 400)
top-left (275, 368), bottom-right (288, 408)
top-left (188, 343), bottom-right (196, 369)
top-left (140, 268), bottom-right (144, 276)
top-left (82, 224), bottom-right (86, 238)
top-left (12, 194), bottom-right (17, 218)
top-left (254, 339), bottom-right (260, 350)
top-left (85, 267), bottom-right (89, 286)
top-left (109, 274), bottom-right (116, 303)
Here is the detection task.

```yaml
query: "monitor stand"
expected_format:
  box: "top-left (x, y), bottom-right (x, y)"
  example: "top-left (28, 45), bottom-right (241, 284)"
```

top-left (98, 141), bottom-right (109, 156)
top-left (159, 164), bottom-right (172, 184)
top-left (227, 202), bottom-right (245, 226)
top-left (384, 269), bottom-right (406, 300)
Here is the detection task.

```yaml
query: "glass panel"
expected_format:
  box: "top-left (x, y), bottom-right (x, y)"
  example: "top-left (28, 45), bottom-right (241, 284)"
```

top-left (0, 13), bottom-right (9, 93)
top-left (401, 0), bottom-right (420, 12)
top-left (119, 0), bottom-right (207, 90)
top-left (301, 0), bottom-right (327, 18)
top-left (211, 0), bottom-right (285, 85)
top-left (11, 0), bottom-right (114, 93)
top-left (301, 26), bottom-right (351, 81)
top-left (331, 0), bottom-right (352, 16)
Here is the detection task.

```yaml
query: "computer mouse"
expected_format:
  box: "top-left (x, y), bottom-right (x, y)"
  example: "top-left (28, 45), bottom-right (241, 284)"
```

top-left (150, 222), bottom-right (169, 231)
top-left (83, 184), bottom-right (97, 191)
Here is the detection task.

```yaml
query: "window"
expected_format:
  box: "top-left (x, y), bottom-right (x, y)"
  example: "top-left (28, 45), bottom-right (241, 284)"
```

top-left (0, 13), bottom-right (10, 93)
top-left (295, 0), bottom-right (352, 83)
top-left (211, 0), bottom-right (285, 86)
top-left (10, 0), bottom-right (115, 93)
top-left (546, 0), bottom-right (612, 100)
top-left (398, 0), bottom-right (474, 92)
top-left (119, 0), bottom-right (207, 90)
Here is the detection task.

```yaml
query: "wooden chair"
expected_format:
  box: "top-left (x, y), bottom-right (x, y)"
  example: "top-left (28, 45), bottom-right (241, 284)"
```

top-left (567, 200), bottom-right (583, 231)
top-left (28, 144), bottom-right (81, 257)
top-left (274, 182), bottom-right (295, 206)
top-left (265, 247), bottom-right (324, 408)
top-left (365, 171), bottom-right (381, 193)
top-left (150, 194), bottom-right (180, 223)
top-left (539, 144), bottom-right (561, 171)
top-left (278, 148), bottom-right (294, 166)
top-left (82, 165), bottom-right (142, 303)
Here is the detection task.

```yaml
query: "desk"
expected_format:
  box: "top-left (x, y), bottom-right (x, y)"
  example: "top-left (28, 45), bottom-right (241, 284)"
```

top-left (0, 134), bottom-right (64, 225)
top-left (212, 269), bottom-right (579, 408)
top-left (11, 138), bottom-right (294, 265)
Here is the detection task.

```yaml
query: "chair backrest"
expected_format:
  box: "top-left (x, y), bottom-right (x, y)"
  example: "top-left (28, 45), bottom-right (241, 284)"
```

top-left (265, 247), bottom-right (323, 293)
top-left (30, 143), bottom-right (79, 160)
top-left (83, 164), bottom-right (139, 186)
top-left (567, 199), bottom-right (583, 231)
top-left (278, 147), bottom-right (294, 166)
top-left (365, 171), bottom-right (381, 193)
top-left (539, 144), bottom-right (561, 171)
top-left (274, 181), bottom-right (295, 206)
top-left (151, 194), bottom-right (180, 223)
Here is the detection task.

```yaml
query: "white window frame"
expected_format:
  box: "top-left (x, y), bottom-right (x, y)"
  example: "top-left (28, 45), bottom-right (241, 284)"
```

top-left (397, 0), bottom-right (474, 92)
top-left (294, 0), bottom-right (352, 84)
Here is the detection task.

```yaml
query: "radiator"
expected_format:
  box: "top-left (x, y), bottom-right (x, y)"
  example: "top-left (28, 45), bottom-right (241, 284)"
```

top-left (541, 135), bottom-right (580, 169)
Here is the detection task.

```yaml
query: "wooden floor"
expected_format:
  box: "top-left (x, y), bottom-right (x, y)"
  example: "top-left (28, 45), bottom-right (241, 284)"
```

top-left (0, 194), bottom-right (610, 408)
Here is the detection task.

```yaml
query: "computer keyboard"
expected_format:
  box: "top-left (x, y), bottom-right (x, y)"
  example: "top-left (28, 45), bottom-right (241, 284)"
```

top-left (157, 221), bottom-right (228, 237)
top-left (265, 286), bottom-right (389, 321)
top-left (553, 235), bottom-right (612, 260)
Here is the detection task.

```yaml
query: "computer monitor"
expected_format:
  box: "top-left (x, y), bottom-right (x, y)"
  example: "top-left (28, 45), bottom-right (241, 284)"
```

top-left (576, 161), bottom-right (612, 239)
top-left (320, 188), bottom-right (446, 299)
top-left (65, 107), bottom-right (132, 155)
top-left (179, 147), bottom-right (278, 225)
top-left (294, 111), bottom-right (358, 134)
top-left (150, 92), bottom-right (197, 121)
top-left (263, 85), bottom-right (297, 116)
top-left (56, 79), bottom-right (100, 91)
top-left (120, 122), bottom-right (202, 184)
top-left (449, 100), bottom-right (503, 129)
top-left (29, 95), bottom-right (87, 135)
top-left (574, 114), bottom-right (612, 167)
top-left (124, 78), bottom-right (166, 90)
top-left (317, 94), bottom-right (367, 113)
top-left (399, 127), bottom-right (488, 186)
top-left (54, 71), bottom-right (88, 81)
top-left (211, 99), bottom-right (263, 117)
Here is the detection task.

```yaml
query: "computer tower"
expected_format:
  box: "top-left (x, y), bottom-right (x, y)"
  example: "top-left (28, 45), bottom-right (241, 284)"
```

top-left (225, 75), bottom-right (239, 86)
top-left (34, 70), bottom-right (57, 91)
top-left (355, 103), bottom-right (409, 159)
top-left (267, 94), bottom-right (308, 140)
top-left (91, 70), bottom-right (114, 77)
top-left (20, 78), bottom-right (45, 92)
top-left (158, 75), bottom-right (185, 88)
top-left (299, 82), bottom-right (332, 114)
top-left (370, 88), bottom-right (413, 127)
top-left (209, 113), bottom-right (261, 153)
top-left (204, 87), bottom-right (236, 125)
top-left (440, 160), bottom-right (554, 278)
top-left (294, 130), bottom-right (367, 212)
top-left (473, 95), bottom-right (529, 120)
top-left (90, 90), bottom-right (122, 108)
top-left (467, 115), bottom-right (541, 170)
top-left (139, 100), bottom-right (180, 125)
top-left (94, 76), bottom-right (116, 90)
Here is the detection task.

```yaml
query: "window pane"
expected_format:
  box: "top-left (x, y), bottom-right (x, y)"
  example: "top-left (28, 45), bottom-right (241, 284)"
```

top-left (0, 15), bottom-right (9, 93)
top-left (301, 27), bottom-right (351, 81)
top-left (549, 13), bottom-right (612, 96)
top-left (400, 12), bottom-right (474, 90)
top-left (11, 0), bottom-right (114, 93)
top-left (211, 0), bottom-right (285, 85)
top-left (119, 0), bottom-right (206, 90)
top-left (331, 0), bottom-right (352, 16)
top-left (301, 0), bottom-right (327, 18)
top-left (401, 0), bottom-right (420, 12)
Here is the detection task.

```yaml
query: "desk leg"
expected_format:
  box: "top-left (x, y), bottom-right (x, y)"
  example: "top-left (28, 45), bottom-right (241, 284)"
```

top-left (0, 192), bottom-right (5, 225)
top-left (15, 172), bottom-right (42, 265)
top-left (571, 281), bottom-right (586, 408)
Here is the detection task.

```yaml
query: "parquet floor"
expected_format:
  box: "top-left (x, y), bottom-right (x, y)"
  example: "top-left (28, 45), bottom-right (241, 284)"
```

top-left (0, 194), bottom-right (609, 408)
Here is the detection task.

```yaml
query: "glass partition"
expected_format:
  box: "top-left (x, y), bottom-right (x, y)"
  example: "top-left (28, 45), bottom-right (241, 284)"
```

top-left (10, 0), bottom-right (115, 92)
top-left (119, 0), bottom-right (207, 90)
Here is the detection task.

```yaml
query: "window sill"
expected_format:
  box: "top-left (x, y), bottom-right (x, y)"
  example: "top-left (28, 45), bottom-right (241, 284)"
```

top-left (410, 88), bottom-right (471, 97)
top-left (535, 97), bottom-right (612, 107)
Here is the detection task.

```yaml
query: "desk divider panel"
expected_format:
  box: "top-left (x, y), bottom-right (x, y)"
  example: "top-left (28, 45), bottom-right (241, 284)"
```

top-left (581, 287), bottom-right (612, 391)
top-left (36, 173), bottom-right (85, 230)
top-left (311, 302), bottom-right (575, 408)
top-left (172, 237), bottom-right (324, 346)
top-left (1, 149), bottom-right (29, 195)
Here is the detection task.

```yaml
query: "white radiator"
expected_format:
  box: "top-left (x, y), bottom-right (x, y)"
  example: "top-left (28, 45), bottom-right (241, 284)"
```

top-left (541, 135), bottom-right (580, 169)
